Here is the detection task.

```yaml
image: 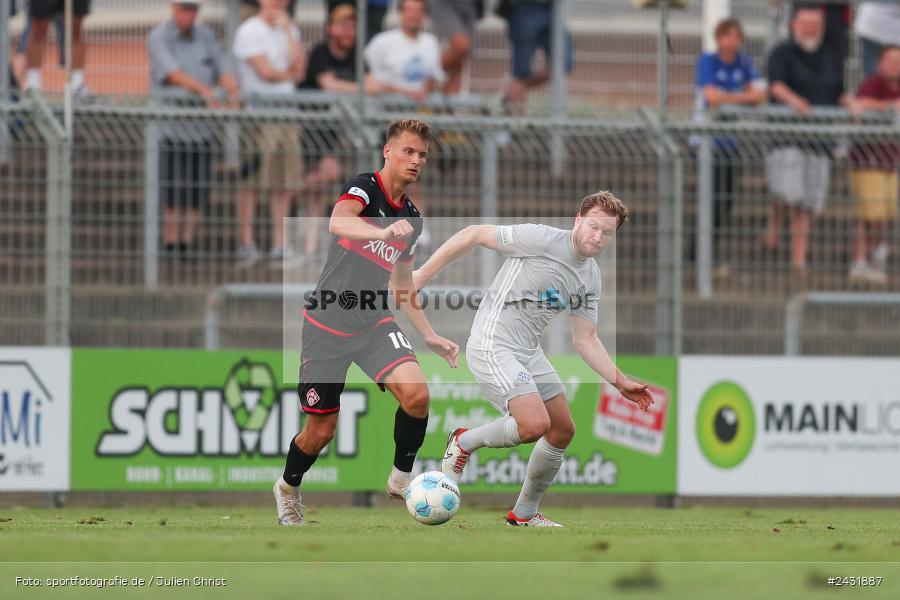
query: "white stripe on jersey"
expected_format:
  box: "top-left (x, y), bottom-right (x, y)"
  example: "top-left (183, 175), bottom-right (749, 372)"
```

top-left (483, 258), bottom-right (523, 392)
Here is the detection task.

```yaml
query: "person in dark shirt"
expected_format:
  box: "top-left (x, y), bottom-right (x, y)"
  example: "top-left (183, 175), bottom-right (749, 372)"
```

top-left (847, 45), bottom-right (900, 284)
top-left (298, 4), bottom-right (366, 257)
top-left (762, 5), bottom-right (851, 275)
top-left (301, 4), bottom-right (360, 93)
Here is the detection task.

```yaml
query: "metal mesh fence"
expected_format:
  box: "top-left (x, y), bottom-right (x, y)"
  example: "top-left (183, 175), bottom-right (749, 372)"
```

top-left (6, 90), bottom-right (897, 356)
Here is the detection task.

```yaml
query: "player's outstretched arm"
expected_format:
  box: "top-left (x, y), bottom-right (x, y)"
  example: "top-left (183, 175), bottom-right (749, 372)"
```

top-left (391, 259), bottom-right (459, 368)
top-left (413, 224), bottom-right (498, 289)
top-left (571, 315), bottom-right (654, 411)
top-left (328, 199), bottom-right (414, 241)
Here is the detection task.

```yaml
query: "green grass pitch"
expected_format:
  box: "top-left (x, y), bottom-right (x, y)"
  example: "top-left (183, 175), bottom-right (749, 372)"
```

top-left (1, 504), bottom-right (898, 599)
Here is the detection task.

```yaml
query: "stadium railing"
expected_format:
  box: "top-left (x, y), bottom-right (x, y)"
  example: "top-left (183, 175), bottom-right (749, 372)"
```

top-left (1, 89), bottom-right (898, 356)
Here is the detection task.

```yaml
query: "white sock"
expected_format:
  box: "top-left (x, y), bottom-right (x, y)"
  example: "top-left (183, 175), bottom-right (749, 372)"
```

top-left (458, 415), bottom-right (521, 452)
top-left (25, 69), bottom-right (42, 90)
top-left (389, 466), bottom-right (411, 492)
top-left (511, 438), bottom-right (565, 519)
top-left (71, 70), bottom-right (86, 89)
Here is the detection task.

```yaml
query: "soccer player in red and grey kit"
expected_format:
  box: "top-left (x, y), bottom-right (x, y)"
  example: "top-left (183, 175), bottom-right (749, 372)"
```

top-left (274, 119), bottom-right (459, 525)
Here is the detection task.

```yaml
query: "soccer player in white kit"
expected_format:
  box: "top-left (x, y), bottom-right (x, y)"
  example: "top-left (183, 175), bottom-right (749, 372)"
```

top-left (413, 191), bottom-right (654, 527)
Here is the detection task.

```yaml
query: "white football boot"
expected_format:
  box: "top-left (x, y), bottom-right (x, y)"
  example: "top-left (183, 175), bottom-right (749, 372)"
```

top-left (506, 510), bottom-right (564, 527)
top-left (441, 428), bottom-right (471, 482)
top-left (273, 479), bottom-right (305, 526)
top-left (386, 467), bottom-right (410, 500)
top-left (386, 481), bottom-right (406, 501)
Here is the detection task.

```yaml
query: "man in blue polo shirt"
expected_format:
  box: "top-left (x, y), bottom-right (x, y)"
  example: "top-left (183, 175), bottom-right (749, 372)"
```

top-left (693, 17), bottom-right (766, 273)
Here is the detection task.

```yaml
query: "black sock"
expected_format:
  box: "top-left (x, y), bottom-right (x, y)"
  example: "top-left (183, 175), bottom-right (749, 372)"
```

top-left (282, 438), bottom-right (318, 487)
top-left (393, 408), bottom-right (428, 472)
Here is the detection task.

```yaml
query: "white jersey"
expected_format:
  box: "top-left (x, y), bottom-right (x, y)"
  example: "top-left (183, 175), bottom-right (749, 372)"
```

top-left (468, 224), bottom-right (601, 356)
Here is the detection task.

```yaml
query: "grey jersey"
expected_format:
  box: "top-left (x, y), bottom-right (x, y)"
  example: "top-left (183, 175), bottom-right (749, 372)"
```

top-left (468, 224), bottom-right (601, 354)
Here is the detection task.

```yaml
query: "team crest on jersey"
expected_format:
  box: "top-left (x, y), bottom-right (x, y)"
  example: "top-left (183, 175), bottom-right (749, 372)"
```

top-left (306, 388), bottom-right (320, 407)
top-left (348, 187), bottom-right (370, 206)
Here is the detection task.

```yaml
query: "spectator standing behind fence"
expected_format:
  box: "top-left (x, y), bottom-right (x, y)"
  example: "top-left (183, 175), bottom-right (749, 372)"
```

top-left (847, 46), bottom-right (900, 285)
top-left (240, 0), bottom-right (297, 22)
top-left (499, 0), bottom-right (573, 115)
top-left (428, 0), bottom-right (481, 95)
top-left (297, 3), bottom-right (363, 258)
top-left (364, 0), bottom-right (445, 103)
top-left (233, 0), bottom-right (307, 267)
top-left (23, 0), bottom-right (91, 97)
top-left (762, 5), bottom-right (851, 276)
top-left (693, 18), bottom-right (766, 274)
top-left (12, 3), bottom-right (64, 89)
top-left (854, 2), bottom-right (900, 78)
top-left (326, 0), bottom-right (389, 44)
top-left (148, 0), bottom-right (241, 262)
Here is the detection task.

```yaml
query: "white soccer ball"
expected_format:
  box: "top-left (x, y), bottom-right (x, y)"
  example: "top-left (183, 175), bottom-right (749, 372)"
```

top-left (405, 471), bottom-right (461, 526)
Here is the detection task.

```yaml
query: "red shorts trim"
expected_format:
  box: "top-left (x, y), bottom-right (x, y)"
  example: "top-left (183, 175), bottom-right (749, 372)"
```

top-left (337, 194), bottom-right (367, 208)
top-left (375, 356), bottom-right (419, 383)
top-left (303, 310), bottom-right (395, 338)
top-left (302, 405), bottom-right (341, 415)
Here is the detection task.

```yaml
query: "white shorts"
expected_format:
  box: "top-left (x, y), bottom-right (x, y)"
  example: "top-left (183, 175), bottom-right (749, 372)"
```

top-left (765, 147), bottom-right (830, 214)
top-left (465, 345), bottom-right (565, 414)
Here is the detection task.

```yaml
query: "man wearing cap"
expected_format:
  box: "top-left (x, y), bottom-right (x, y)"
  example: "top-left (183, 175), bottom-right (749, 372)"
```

top-left (148, 0), bottom-right (241, 261)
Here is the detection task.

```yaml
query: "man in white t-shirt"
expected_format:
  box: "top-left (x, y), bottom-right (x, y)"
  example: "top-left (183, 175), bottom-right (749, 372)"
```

top-left (364, 0), bottom-right (444, 103)
top-left (232, 0), bottom-right (307, 266)
top-left (854, 2), bottom-right (900, 77)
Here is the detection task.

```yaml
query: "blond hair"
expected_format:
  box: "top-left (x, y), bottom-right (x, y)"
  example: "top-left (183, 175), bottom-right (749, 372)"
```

top-left (386, 119), bottom-right (434, 148)
top-left (579, 191), bottom-right (629, 230)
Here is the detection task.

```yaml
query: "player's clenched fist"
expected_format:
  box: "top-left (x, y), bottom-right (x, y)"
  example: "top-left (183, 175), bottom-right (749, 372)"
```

top-left (382, 220), bottom-right (414, 240)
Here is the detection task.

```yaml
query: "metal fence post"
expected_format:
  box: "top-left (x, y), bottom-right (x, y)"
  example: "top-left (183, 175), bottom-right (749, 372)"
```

top-left (696, 128), bottom-right (713, 298)
top-left (549, 0), bottom-right (566, 178)
top-left (479, 130), bottom-right (499, 290)
top-left (144, 120), bottom-right (160, 288)
top-left (0, 0), bottom-right (10, 162)
top-left (642, 108), bottom-right (682, 357)
top-left (32, 96), bottom-right (71, 346)
top-left (226, 0), bottom-right (240, 51)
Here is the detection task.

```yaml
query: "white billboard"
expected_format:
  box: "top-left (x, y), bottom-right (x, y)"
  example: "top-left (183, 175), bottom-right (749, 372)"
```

top-left (679, 357), bottom-right (900, 496)
top-left (0, 348), bottom-right (71, 491)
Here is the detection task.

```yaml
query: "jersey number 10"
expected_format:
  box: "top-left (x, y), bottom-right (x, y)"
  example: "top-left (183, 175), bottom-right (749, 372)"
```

top-left (388, 332), bottom-right (413, 351)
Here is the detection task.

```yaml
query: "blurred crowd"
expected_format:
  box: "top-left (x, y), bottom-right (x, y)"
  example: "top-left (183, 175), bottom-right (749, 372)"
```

top-left (3, 0), bottom-right (899, 281)
top-left (693, 2), bottom-right (899, 284)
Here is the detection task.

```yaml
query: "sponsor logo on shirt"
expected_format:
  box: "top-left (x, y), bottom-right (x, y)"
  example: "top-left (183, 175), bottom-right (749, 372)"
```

top-left (348, 187), bottom-right (370, 205)
top-left (336, 237), bottom-right (409, 271)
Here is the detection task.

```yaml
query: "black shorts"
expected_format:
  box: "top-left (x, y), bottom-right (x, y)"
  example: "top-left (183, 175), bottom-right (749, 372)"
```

top-left (30, 0), bottom-right (91, 18)
top-left (298, 315), bottom-right (418, 414)
top-left (160, 140), bottom-right (212, 210)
